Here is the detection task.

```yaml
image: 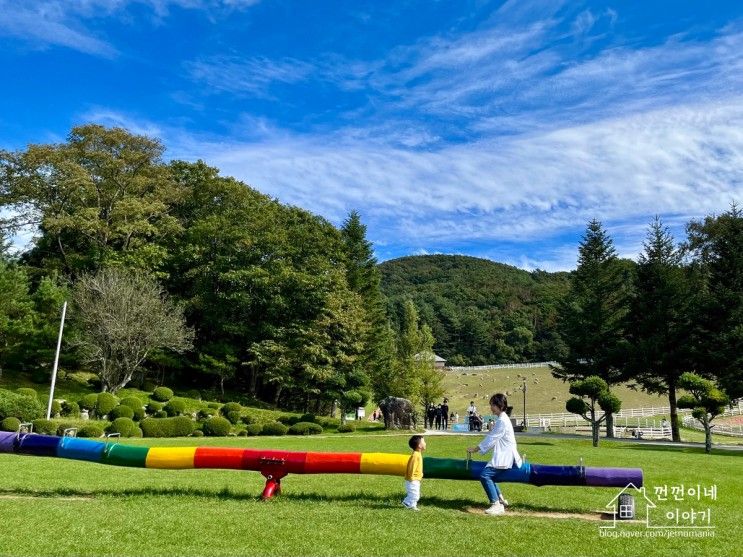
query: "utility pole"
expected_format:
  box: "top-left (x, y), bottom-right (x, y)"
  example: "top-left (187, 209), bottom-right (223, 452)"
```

top-left (46, 301), bottom-right (67, 420)
top-left (522, 379), bottom-right (527, 430)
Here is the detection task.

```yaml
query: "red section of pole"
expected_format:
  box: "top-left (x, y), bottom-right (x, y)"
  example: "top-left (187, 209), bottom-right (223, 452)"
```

top-left (262, 478), bottom-right (280, 499)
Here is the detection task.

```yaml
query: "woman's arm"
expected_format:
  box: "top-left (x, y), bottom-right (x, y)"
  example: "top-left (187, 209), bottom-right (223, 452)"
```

top-left (469, 418), bottom-right (506, 454)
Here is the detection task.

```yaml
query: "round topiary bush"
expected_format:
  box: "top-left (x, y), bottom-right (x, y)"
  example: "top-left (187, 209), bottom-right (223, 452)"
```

top-left (131, 427), bottom-right (143, 438)
top-left (226, 411), bottom-right (241, 425)
top-left (152, 387), bottom-right (174, 402)
top-left (56, 422), bottom-right (78, 436)
top-left (246, 423), bottom-right (263, 436)
top-left (337, 423), bottom-right (356, 433)
top-left (1, 417), bottom-right (21, 432)
top-left (288, 422), bottom-right (323, 435)
top-left (164, 398), bottom-right (186, 417)
top-left (50, 400), bottom-right (62, 417)
top-left (202, 416), bottom-right (231, 437)
top-left (185, 389), bottom-right (201, 400)
top-left (198, 408), bottom-right (217, 420)
top-left (207, 402), bottom-right (220, 409)
top-left (109, 405), bottom-right (135, 420)
top-left (277, 415), bottom-right (300, 426)
top-left (191, 429), bottom-right (204, 437)
top-left (31, 419), bottom-right (56, 434)
top-left (0, 389), bottom-right (44, 421)
top-left (220, 402), bottom-right (242, 416)
top-left (77, 424), bottom-right (104, 438)
top-left (237, 429), bottom-right (248, 437)
top-left (299, 413), bottom-right (317, 424)
top-left (79, 393), bottom-right (98, 411)
top-left (107, 417), bottom-right (137, 437)
top-left (96, 392), bottom-right (118, 417)
top-left (317, 416), bottom-right (340, 429)
top-left (260, 422), bottom-right (288, 436)
top-left (140, 416), bottom-right (194, 437)
top-left (16, 388), bottom-right (38, 399)
top-left (155, 410), bottom-right (168, 418)
top-left (240, 413), bottom-right (256, 425)
top-left (120, 397), bottom-right (143, 410)
top-left (146, 401), bottom-right (163, 414)
top-left (61, 400), bottom-right (80, 418)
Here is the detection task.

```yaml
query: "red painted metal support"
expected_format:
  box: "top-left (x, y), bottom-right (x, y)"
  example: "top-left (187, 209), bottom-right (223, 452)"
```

top-left (259, 456), bottom-right (288, 499)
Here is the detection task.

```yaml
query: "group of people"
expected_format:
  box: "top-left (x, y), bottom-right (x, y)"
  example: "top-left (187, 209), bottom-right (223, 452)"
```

top-left (424, 399), bottom-right (452, 430)
top-left (403, 393), bottom-right (520, 516)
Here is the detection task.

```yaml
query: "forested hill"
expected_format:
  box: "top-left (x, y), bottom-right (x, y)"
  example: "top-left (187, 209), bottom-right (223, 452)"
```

top-left (379, 255), bottom-right (571, 366)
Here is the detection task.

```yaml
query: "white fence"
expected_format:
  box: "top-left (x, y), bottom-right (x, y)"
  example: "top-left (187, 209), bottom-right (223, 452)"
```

top-left (449, 361), bottom-right (557, 371)
top-left (682, 415), bottom-right (743, 437)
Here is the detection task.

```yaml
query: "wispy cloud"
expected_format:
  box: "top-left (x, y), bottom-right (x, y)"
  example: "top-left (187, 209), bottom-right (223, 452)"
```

top-left (0, 0), bottom-right (260, 57)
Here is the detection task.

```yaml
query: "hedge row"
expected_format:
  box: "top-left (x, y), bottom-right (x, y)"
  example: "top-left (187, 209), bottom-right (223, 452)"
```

top-left (140, 416), bottom-right (194, 437)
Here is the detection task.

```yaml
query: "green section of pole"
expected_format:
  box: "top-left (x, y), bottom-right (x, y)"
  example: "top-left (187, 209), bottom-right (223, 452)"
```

top-left (422, 456), bottom-right (472, 480)
top-left (102, 444), bottom-right (149, 467)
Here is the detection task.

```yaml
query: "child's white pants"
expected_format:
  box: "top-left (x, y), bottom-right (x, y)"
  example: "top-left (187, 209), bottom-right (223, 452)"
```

top-left (403, 480), bottom-right (420, 507)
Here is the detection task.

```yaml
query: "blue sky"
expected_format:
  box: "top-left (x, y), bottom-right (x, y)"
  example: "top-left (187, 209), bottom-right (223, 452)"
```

top-left (1, 0), bottom-right (742, 270)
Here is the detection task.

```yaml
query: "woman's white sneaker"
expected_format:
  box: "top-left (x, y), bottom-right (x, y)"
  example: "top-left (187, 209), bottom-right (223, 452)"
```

top-left (484, 502), bottom-right (505, 515)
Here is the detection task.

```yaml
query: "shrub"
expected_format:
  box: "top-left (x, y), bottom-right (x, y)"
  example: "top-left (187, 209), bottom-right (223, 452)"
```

top-left (152, 387), bottom-right (173, 402)
top-left (131, 427), bottom-right (143, 438)
top-left (164, 398), bottom-right (186, 416)
top-left (142, 380), bottom-right (158, 392)
top-left (56, 422), bottom-right (79, 436)
top-left (106, 417), bottom-right (137, 437)
top-left (77, 424), bottom-right (104, 438)
top-left (86, 376), bottom-right (102, 390)
top-left (140, 417), bottom-right (194, 437)
top-left (50, 400), bottom-right (62, 417)
top-left (61, 400), bottom-right (80, 418)
top-left (131, 406), bottom-right (145, 421)
top-left (260, 422), bottom-right (288, 436)
top-left (317, 416), bottom-right (340, 429)
top-left (226, 411), bottom-right (242, 425)
top-left (337, 423), bottom-right (356, 433)
top-left (31, 368), bottom-right (49, 384)
top-left (96, 392), bottom-right (118, 417)
top-left (288, 422), bottom-right (323, 435)
top-left (109, 405), bottom-right (135, 420)
top-left (202, 416), bottom-right (231, 436)
top-left (191, 429), bottom-right (204, 437)
top-left (220, 402), bottom-right (242, 416)
top-left (277, 415), bottom-right (300, 426)
top-left (146, 401), bottom-right (163, 414)
top-left (79, 393), bottom-right (98, 411)
top-left (16, 388), bottom-right (38, 399)
top-left (241, 413), bottom-right (256, 425)
top-left (155, 410), bottom-right (168, 418)
top-left (237, 430), bottom-right (248, 437)
top-left (120, 397), bottom-right (143, 410)
top-left (31, 419), bottom-right (56, 435)
top-left (0, 389), bottom-right (44, 421)
top-left (246, 424), bottom-right (263, 436)
top-left (299, 413), bottom-right (317, 424)
top-left (207, 402), bottom-right (220, 409)
top-left (198, 408), bottom-right (217, 420)
top-left (1, 417), bottom-right (21, 432)
top-left (185, 389), bottom-right (201, 400)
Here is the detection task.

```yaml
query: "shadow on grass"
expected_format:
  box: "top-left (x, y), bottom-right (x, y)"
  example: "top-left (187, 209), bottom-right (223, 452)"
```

top-left (625, 445), bottom-right (743, 457)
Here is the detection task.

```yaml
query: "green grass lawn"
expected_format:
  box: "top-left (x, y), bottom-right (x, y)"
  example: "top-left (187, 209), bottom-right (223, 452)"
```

top-left (0, 434), bottom-right (740, 556)
top-left (442, 365), bottom-right (669, 416)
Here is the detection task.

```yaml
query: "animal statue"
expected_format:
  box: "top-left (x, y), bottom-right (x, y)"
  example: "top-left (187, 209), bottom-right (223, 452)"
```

top-left (378, 396), bottom-right (417, 429)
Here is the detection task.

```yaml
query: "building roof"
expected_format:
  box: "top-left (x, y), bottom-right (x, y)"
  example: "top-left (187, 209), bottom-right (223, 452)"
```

top-left (414, 351), bottom-right (446, 363)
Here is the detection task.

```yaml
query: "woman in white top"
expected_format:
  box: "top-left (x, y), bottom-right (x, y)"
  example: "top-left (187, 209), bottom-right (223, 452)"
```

top-left (467, 393), bottom-right (522, 516)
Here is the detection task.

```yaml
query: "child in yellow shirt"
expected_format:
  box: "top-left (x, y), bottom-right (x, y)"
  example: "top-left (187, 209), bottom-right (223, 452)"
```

top-left (402, 435), bottom-right (425, 511)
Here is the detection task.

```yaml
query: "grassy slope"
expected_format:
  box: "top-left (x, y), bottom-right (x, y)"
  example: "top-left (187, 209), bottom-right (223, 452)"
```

top-left (0, 435), bottom-right (739, 557)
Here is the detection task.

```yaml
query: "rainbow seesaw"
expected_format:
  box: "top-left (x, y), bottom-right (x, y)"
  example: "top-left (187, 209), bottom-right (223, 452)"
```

top-left (0, 431), bottom-right (642, 499)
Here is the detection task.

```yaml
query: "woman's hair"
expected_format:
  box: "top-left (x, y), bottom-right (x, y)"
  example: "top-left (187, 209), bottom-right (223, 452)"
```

top-left (489, 393), bottom-right (508, 411)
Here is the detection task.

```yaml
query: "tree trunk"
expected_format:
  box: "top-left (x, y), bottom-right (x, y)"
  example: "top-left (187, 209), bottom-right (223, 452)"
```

top-left (605, 412), bottom-right (615, 438)
top-left (220, 375), bottom-right (225, 400)
top-left (668, 380), bottom-right (681, 442)
top-left (273, 384), bottom-right (282, 406)
top-left (592, 421), bottom-right (599, 447)
top-left (704, 418), bottom-right (712, 454)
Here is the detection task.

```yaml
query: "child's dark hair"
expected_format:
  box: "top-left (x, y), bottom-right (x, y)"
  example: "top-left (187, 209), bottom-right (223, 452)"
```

top-left (408, 435), bottom-right (424, 450)
top-left (490, 393), bottom-right (508, 411)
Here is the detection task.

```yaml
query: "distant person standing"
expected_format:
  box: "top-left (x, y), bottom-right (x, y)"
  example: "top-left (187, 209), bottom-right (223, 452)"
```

top-left (467, 401), bottom-right (477, 431)
top-left (434, 405), bottom-right (442, 430)
top-left (441, 398), bottom-right (449, 430)
top-left (426, 404), bottom-right (436, 429)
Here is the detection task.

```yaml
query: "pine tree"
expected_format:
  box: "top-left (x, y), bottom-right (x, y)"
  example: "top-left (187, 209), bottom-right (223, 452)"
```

top-left (552, 219), bottom-right (631, 438)
top-left (340, 210), bottom-right (396, 402)
top-left (627, 217), bottom-right (691, 442)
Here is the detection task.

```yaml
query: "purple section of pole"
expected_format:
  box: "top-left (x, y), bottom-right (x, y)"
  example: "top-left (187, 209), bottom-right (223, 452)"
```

top-left (584, 467), bottom-right (643, 488)
top-left (0, 431), bottom-right (16, 453)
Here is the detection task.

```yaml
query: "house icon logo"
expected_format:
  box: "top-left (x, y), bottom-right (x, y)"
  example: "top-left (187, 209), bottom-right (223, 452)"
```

top-left (601, 483), bottom-right (656, 529)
